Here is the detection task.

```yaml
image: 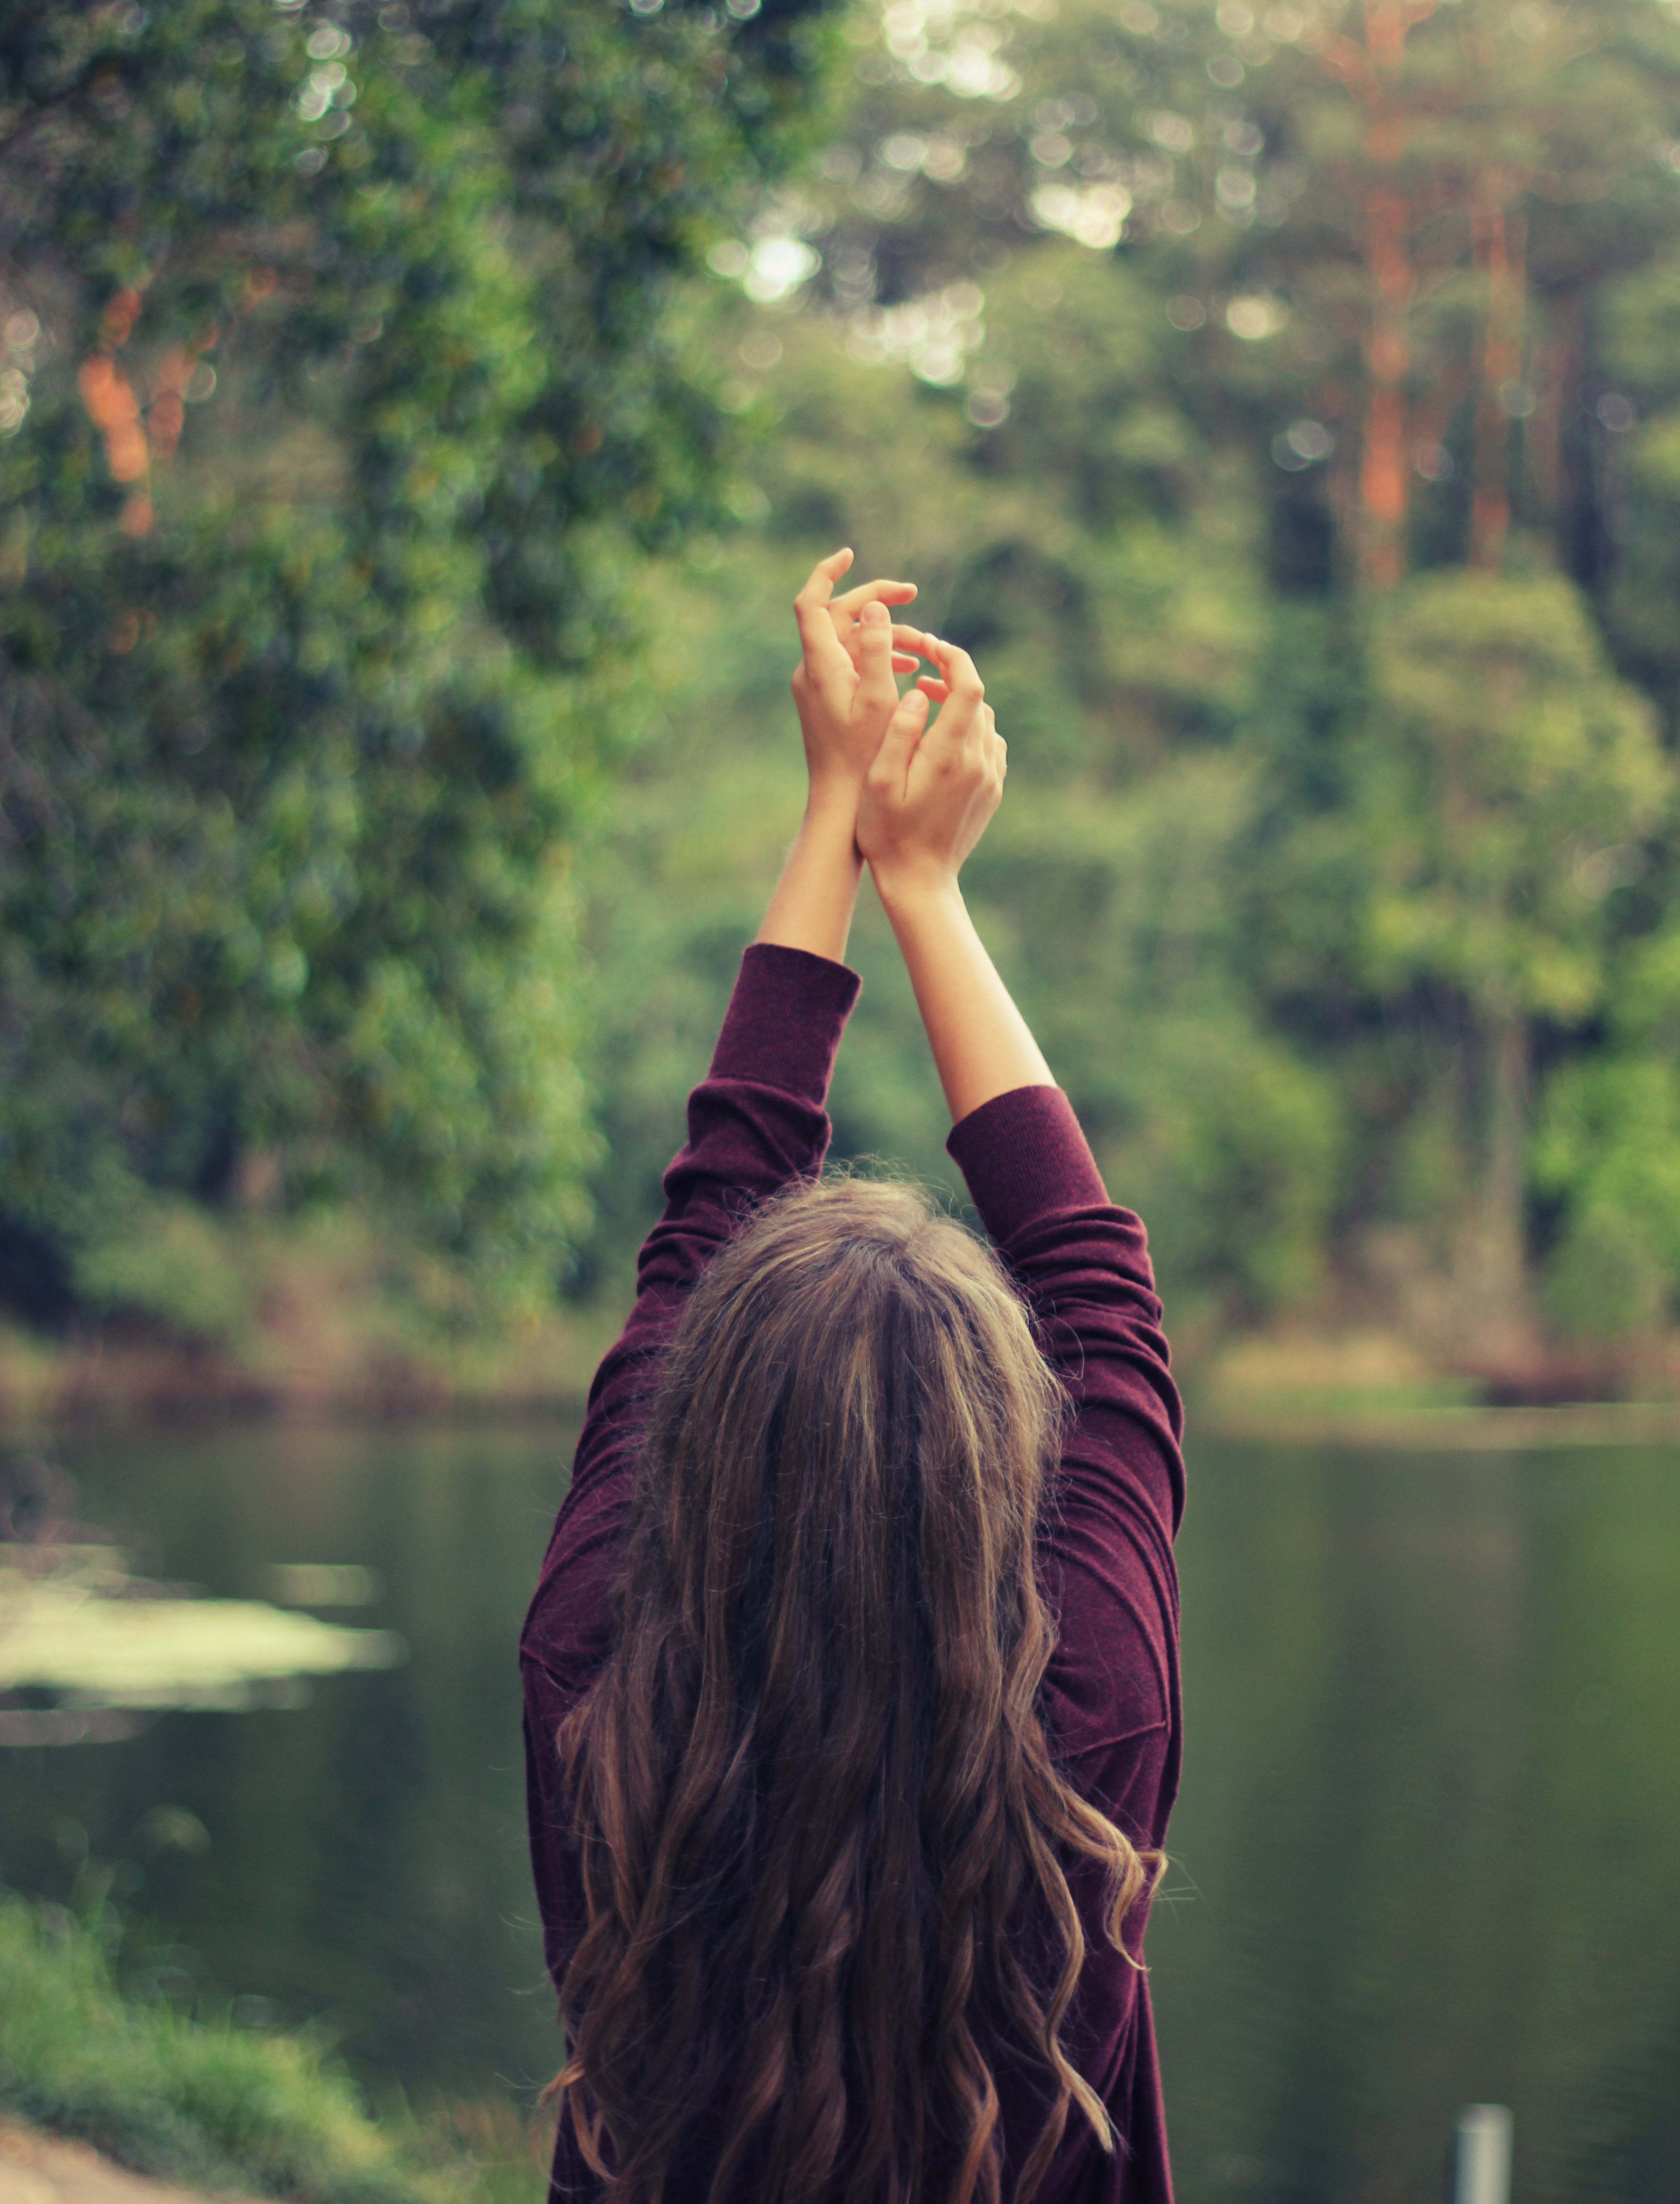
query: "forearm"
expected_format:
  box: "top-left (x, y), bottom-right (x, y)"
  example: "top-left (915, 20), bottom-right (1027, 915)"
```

top-left (632, 944), bottom-right (860, 1308)
top-left (756, 790), bottom-right (864, 965)
top-left (874, 875), bottom-right (1052, 1123)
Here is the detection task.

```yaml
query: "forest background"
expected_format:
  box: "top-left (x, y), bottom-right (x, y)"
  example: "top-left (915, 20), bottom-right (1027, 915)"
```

top-left (9, 0), bottom-right (1680, 1416)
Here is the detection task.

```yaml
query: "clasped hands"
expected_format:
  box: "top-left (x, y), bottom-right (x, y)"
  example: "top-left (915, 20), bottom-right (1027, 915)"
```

top-left (790, 547), bottom-right (1005, 904)
top-left (761, 547), bottom-right (1048, 1116)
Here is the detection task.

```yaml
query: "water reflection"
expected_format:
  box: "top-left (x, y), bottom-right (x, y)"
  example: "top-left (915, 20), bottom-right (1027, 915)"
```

top-left (1148, 1442), bottom-right (1680, 2204)
top-left (0, 1427), bottom-right (1675, 2201)
top-left (0, 1457), bottom-right (402, 1744)
top-left (0, 1425), bottom-right (572, 2095)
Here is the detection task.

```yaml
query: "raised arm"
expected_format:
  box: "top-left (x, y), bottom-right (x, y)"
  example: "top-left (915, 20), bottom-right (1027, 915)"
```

top-left (523, 552), bottom-right (939, 1962)
top-left (757, 545), bottom-right (928, 963)
top-left (525, 551), bottom-right (930, 1983)
top-left (857, 636), bottom-right (1051, 1120)
top-left (549, 552), bottom-right (929, 1517)
top-left (858, 632), bottom-right (1185, 1570)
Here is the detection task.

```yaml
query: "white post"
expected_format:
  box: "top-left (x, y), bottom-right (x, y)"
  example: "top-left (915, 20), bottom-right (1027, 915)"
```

top-left (1455, 2105), bottom-right (1513, 2204)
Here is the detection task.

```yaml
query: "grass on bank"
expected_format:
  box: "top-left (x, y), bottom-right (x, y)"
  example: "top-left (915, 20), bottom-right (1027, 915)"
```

top-left (0, 1203), bottom-right (618, 1430)
top-left (0, 1888), bottom-right (548, 2204)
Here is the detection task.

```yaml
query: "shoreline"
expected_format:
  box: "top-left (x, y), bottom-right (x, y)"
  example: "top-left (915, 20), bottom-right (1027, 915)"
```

top-left (0, 2117), bottom-right (259, 2204)
top-left (0, 1319), bottom-right (608, 1440)
top-left (1191, 1396), bottom-right (1680, 1451)
top-left (6, 1320), bottom-right (1680, 1451)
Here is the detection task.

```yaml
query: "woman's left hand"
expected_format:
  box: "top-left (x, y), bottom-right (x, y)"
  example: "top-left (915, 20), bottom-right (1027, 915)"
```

top-left (791, 548), bottom-right (936, 805)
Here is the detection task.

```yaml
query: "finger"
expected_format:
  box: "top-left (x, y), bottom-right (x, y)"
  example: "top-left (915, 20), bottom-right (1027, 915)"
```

top-left (868, 684), bottom-right (931, 794)
top-left (855, 599), bottom-right (899, 715)
top-left (795, 549), bottom-right (854, 626)
top-left (845, 621), bottom-right (935, 661)
top-left (835, 601), bottom-right (930, 673)
top-left (832, 578), bottom-right (918, 620)
top-left (866, 628), bottom-right (936, 675)
top-left (926, 637), bottom-right (983, 700)
top-left (916, 677), bottom-right (951, 702)
top-left (793, 548), bottom-right (858, 683)
top-left (923, 640), bottom-right (984, 743)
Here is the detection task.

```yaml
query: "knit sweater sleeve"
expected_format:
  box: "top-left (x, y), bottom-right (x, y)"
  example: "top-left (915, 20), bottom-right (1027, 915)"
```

top-left (946, 1085), bottom-right (1184, 1768)
top-left (519, 943), bottom-right (860, 1992)
top-left (946, 1085), bottom-right (1185, 2204)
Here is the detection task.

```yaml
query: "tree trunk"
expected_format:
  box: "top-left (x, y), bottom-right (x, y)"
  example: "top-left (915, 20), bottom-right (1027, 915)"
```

top-left (1320, 3), bottom-right (1440, 591)
top-left (1473, 1003), bottom-right (1530, 1322)
top-left (1360, 184), bottom-right (1416, 590)
top-left (1469, 181), bottom-right (1527, 569)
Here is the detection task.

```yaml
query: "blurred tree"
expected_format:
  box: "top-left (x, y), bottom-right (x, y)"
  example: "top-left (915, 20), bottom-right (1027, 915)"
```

top-left (1359, 570), bottom-right (1670, 1327)
top-left (569, 271), bottom-right (1334, 1322)
top-left (1531, 921), bottom-right (1680, 1340)
top-left (0, 0), bottom-right (832, 1317)
top-left (1252, 0), bottom-right (1680, 586)
top-left (1595, 245), bottom-right (1680, 728)
top-left (770, 0), bottom-right (1680, 595)
top-left (570, 0), bottom-right (1680, 1364)
top-left (9, 0), bottom-right (1680, 1363)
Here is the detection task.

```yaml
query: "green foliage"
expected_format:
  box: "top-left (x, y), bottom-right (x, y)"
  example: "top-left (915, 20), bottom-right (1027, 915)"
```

top-left (578, 438), bottom-right (1331, 1313)
top-left (73, 1196), bottom-right (259, 1345)
top-left (1361, 571), bottom-right (1668, 1023)
top-left (0, 1886), bottom-right (472, 2204)
top-left (0, 0), bottom-right (833, 1313)
top-left (1533, 1058), bottom-right (1680, 1339)
top-left (1121, 1017), bottom-right (1346, 1315)
top-left (565, 0), bottom-right (1680, 1361)
top-left (972, 759), bottom-right (1346, 1312)
top-left (1531, 921), bottom-right (1680, 1338)
top-left (12, 0), bottom-right (1680, 1359)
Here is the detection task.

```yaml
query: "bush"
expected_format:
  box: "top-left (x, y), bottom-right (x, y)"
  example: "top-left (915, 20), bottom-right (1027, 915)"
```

top-left (0, 1888), bottom-right (529, 2204)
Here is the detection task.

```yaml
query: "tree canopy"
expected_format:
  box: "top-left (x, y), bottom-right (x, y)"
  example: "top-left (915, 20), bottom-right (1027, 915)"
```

top-left (11, 0), bottom-right (1680, 1382)
top-left (0, 0), bottom-right (829, 1315)
top-left (570, 0), bottom-right (1680, 1383)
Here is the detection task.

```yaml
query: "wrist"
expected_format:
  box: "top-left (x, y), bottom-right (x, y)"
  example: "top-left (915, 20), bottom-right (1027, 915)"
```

top-left (756, 791), bottom-right (866, 963)
top-left (870, 863), bottom-right (965, 920)
top-left (803, 777), bottom-right (864, 835)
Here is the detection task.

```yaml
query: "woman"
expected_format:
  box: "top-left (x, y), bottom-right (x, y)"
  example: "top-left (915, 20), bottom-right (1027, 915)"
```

top-left (521, 551), bottom-right (1185, 2204)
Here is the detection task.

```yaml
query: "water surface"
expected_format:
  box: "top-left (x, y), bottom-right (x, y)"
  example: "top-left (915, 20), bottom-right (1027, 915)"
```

top-left (2, 1426), bottom-right (1676, 2202)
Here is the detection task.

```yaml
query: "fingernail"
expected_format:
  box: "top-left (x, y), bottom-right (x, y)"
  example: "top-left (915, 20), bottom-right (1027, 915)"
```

top-left (862, 602), bottom-right (887, 625)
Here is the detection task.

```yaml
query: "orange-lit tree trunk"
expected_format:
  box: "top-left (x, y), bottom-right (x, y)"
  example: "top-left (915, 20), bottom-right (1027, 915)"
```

top-left (1324, 1), bottom-right (1439, 592)
top-left (1360, 179), bottom-right (1416, 590)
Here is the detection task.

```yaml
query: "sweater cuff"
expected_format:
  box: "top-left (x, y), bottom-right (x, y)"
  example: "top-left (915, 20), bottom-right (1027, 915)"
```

top-left (709, 944), bottom-right (862, 1102)
top-left (946, 1085), bottom-right (1109, 1244)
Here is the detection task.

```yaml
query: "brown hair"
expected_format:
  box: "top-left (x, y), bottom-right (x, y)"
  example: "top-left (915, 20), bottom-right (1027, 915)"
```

top-left (553, 1176), bottom-right (1162, 2204)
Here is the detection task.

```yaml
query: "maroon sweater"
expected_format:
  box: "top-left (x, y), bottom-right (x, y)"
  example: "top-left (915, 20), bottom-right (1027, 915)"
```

top-left (522, 945), bottom-right (1185, 2204)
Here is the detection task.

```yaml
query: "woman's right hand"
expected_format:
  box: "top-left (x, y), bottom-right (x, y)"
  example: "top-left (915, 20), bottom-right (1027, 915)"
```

top-left (857, 638), bottom-right (1005, 903)
top-left (857, 639), bottom-right (1048, 1119)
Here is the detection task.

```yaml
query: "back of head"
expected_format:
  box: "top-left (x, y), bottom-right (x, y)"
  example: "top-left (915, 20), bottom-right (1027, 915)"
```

top-left (555, 1177), bottom-right (1157, 2204)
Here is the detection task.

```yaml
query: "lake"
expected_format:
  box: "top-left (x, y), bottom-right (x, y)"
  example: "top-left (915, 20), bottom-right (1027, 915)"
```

top-left (2, 1424), bottom-right (1677, 2203)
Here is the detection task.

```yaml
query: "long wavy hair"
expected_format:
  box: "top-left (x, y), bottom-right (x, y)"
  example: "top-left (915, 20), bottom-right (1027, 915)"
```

top-left (552, 1176), bottom-right (1162, 2204)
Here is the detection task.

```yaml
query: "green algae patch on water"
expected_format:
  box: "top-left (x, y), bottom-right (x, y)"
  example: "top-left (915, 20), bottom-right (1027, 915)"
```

top-left (0, 1547), bottom-right (403, 1743)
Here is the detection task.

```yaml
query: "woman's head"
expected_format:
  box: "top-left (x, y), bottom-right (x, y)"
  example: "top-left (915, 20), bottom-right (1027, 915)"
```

top-left (555, 1177), bottom-right (1159, 2204)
